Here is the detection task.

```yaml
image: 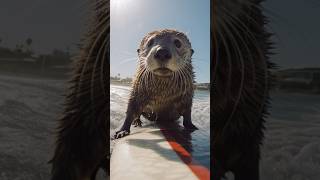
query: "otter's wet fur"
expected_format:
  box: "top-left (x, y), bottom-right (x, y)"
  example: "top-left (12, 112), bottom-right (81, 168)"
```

top-left (213, 0), bottom-right (275, 179)
top-left (50, 0), bottom-right (109, 179)
top-left (114, 29), bottom-right (197, 139)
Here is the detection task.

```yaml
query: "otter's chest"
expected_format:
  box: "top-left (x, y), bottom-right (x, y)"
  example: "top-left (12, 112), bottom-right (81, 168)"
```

top-left (143, 90), bottom-right (185, 114)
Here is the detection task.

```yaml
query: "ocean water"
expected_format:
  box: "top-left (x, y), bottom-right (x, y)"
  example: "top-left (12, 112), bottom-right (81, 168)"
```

top-left (110, 84), bottom-right (211, 168)
top-left (260, 92), bottom-right (320, 180)
top-left (1, 75), bottom-right (320, 179)
top-left (0, 75), bottom-right (106, 180)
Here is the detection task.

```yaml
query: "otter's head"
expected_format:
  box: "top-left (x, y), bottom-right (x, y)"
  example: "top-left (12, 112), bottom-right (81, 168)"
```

top-left (137, 29), bottom-right (194, 77)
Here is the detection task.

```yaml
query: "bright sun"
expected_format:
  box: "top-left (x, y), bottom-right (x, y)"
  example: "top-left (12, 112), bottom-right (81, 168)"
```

top-left (111, 0), bottom-right (134, 11)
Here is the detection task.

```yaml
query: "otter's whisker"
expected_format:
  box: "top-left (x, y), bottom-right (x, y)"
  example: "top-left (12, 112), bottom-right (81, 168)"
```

top-left (215, 21), bottom-right (233, 94)
top-left (90, 37), bottom-right (107, 117)
top-left (221, 10), bottom-right (257, 89)
top-left (118, 57), bottom-right (139, 65)
top-left (222, 7), bottom-right (272, 116)
top-left (77, 24), bottom-right (107, 99)
top-left (219, 19), bottom-right (246, 128)
top-left (100, 37), bottom-right (108, 97)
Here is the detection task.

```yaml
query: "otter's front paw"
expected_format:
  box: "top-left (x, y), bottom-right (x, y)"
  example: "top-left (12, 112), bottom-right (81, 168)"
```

top-left (183, 122), bottom-right (198, 130)
top-left (132, 119), bottom-right (143, 127)
top-left (114, 130), bottom-right (130, 139)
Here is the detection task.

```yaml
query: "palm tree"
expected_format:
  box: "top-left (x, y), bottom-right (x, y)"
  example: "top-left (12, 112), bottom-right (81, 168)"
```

top-left (26, 38), bottom-right (32, 47)
top-left (25, 38), bottom-right (33, 53)
top-left (26, 38), bottom-right (35, 57)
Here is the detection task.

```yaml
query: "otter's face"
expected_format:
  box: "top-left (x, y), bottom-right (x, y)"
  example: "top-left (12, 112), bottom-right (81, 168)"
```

top-left (138, 30), bottom-right (194, 77)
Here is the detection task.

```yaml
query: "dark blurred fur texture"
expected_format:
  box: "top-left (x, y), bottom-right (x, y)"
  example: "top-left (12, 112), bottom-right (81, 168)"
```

top-left (50, 0), bottom-right (109, 180)
top-left (212, 0), bottom-right (275, 179)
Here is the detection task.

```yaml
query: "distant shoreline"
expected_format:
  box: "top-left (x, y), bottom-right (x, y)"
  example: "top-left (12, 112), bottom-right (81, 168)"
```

top-left (0, 71), bottom-right (68, 81)
top-left (110, 81), bottom-right (132, 87)
top-left (110, 81), bottom-right (210, 91)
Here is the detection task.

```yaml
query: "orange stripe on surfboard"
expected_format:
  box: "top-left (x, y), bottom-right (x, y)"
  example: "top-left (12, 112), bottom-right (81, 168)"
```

top-left (160, 129), bottom-right (210, 180)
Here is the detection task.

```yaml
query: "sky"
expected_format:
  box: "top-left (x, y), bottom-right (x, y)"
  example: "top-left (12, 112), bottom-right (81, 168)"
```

top-left (110, 0), bottom-right (210, 83)
top-left (0, 0), bottom-right (320, 80)
top-left (263, 0), bottom-right (320, 69)
top-left (0, 0), bottom-right (89, 55)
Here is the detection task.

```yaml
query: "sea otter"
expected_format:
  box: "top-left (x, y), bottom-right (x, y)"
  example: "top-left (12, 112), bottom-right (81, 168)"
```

top-left (213, 0), bottom-right (275, 179)
top-left (50, 0), bottom-right (109, 179)
top-left (114, 29), bottom-right (197, 139)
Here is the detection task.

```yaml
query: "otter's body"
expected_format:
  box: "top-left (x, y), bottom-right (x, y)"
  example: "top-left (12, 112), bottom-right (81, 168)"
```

top-left (132, 71), bottom-right (194, 122)
top-left (114, 29), bottom-right (197, 138)
top-left (213, 0), bottom-right (274, 179)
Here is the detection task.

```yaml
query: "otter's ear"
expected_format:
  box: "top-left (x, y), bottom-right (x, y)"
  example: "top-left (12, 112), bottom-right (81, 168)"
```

top-left (191, 49), bottom-right (194, 56)
top-left (137, 49), bottom-right (140, 54)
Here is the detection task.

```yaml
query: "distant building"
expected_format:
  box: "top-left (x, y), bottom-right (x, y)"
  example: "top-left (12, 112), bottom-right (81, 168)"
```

top-left (0, 57), bottom-right (38, 63)
top-left (194, 83), bottom-right (210, 90)
top-left (274, 68), bottom-right (320, 93)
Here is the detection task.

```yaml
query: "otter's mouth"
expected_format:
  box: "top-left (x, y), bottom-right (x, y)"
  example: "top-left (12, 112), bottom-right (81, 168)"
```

top-left (153, 68), bottom-right (173, 76)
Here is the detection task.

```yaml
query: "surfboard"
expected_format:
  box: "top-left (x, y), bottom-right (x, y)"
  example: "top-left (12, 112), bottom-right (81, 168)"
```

top-left (111, 126), bottom-right (210, 180)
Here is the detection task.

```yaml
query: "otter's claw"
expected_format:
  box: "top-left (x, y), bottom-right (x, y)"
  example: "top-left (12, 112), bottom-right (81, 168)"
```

top-left (114, 130), bottom-right (130, 139)
top-left (183, 123), bottom-right (198, 130)
top-left (132, 119), bottom-right (143, 127)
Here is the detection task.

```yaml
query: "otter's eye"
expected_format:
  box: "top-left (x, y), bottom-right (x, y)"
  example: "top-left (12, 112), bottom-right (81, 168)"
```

top-left (147, 39), bottom-right (154, 48)
top-left (174, 39), bottom-right (182, 48)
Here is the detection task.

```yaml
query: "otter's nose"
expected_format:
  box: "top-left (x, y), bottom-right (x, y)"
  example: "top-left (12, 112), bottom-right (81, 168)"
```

top-left (154, 48), bottom-right (171, 62)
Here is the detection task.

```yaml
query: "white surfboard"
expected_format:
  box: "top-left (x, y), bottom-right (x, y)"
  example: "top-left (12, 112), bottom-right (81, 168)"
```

top-left (111, 126), bottom-right (210, 180)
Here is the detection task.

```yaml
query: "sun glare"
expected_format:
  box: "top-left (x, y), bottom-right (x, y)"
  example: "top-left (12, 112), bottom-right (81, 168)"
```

top-left (111, 0), bottom-right (134, 12)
